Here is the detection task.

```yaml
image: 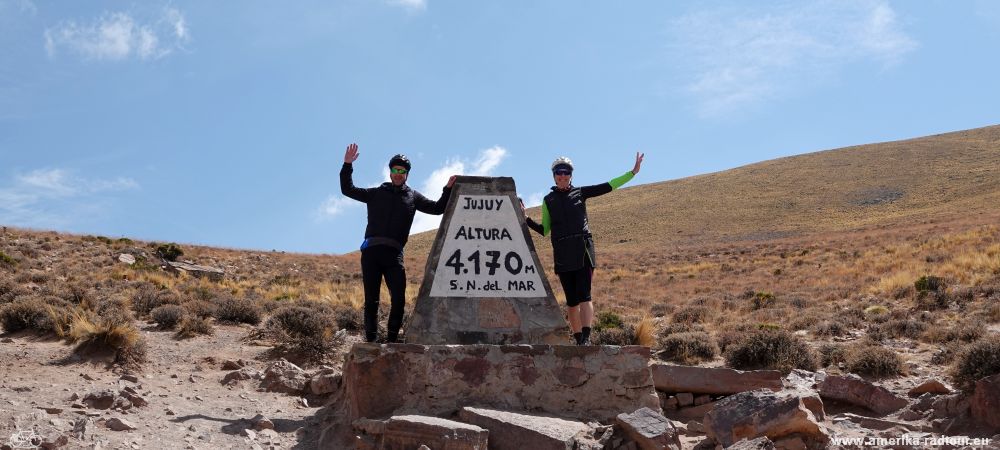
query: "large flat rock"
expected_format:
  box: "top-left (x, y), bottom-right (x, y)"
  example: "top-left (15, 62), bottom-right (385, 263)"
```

top-left (650, 364), bottom-right (783, 395)
top-left (458, 407), bottom-right (594, 450)
top-left (342, 343), bottom-right (660, 422)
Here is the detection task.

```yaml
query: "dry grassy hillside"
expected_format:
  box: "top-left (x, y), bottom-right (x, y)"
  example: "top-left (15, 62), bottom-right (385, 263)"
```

top-left (407, 124), bottom-right (1000, 256)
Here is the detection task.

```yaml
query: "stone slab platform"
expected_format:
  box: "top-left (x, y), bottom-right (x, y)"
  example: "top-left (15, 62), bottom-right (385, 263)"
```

top-left (343, 343), bottom-right (660, 422)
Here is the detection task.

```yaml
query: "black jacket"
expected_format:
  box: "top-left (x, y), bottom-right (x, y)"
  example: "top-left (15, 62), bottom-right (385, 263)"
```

top-left (340, 163), bottom-right (452, 249)
top-left (527, 183), bottom-right (613, 272)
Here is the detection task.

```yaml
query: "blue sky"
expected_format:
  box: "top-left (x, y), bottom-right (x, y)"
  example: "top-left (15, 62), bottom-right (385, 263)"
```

top-left (1, 0), bottom-right (998, 254)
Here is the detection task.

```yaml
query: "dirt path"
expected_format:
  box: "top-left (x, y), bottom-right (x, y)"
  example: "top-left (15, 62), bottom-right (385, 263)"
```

top-left (1, 324), bottom-right (326, 450)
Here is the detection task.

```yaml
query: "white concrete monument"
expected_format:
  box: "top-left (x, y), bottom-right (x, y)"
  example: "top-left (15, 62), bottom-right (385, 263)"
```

top-left (405, 176), bottom-right (568, 344)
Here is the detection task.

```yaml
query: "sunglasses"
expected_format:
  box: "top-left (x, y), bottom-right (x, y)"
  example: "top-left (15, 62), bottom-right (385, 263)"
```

top-left (553, 169), bottom-right (572, 176)
top-left (390, 168), bottom-right (409, 174)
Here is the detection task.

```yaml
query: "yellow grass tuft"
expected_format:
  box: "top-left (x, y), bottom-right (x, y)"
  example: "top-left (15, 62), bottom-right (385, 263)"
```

top-left (634, 316), bottom-right (656, 347)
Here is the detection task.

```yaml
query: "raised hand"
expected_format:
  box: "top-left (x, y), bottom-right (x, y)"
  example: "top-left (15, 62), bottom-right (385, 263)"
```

top-left (344, 143), bottom-right (360, 164)
top-left (632, 152), bottom-right (644, 175)
top-left (447, 175), bottom-right (458, 188)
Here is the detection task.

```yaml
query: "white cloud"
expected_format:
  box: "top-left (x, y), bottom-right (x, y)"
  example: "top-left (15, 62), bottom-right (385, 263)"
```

top-left (44, 8), bottom-right (191, 61)
top-left (0, 168), bottom-right (138, 229)
top-left (410, 146), bottom-right (509, 233)
top-left (670, 0), bottom-right (917, 117)
top-left (315, 195), bottom-right (361, 219)
top-left (386, 0), bottom-right (426, 12)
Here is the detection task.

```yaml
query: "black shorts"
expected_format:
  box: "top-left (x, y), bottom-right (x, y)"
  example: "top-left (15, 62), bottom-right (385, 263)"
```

top-left (557, 265), bottom-right (594, 307)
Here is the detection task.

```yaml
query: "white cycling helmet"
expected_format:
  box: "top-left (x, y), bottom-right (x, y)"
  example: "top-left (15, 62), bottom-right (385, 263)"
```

top-left (550, 156), bottom-right (574, 173)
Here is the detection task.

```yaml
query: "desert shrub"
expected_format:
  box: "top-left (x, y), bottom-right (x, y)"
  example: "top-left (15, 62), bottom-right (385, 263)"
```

top-left (657, 321), bottom-right (705, 337)
top-left (750, 292), bottom-right (776, 310)
top-left (648, 303), bottom-right (673, 318)
top-left (155, 243), bottom-right (184, 262)
top-left (213, 295), bottom-right (262, 325)
top-left (951, 335), bottom-right (1000, 391)
top-left (915, 291), bottom-right (950, 311)
top-left (591, 324), bottom-right (638, 346)
top-left (789, 312), bottom-right (821, 331)
top-left (0, 251), bottom-right (17, 269)
top-left (672, 305), bottom-right (711, 324)
top-left (1, 298), bottom-right (51, 333)
top-left (930, 343), bottom-right (962, 365)
top-left (845, 344), bottom-right (905, 379)
top-left (329, 302), bottom-right (362, 332)
top-left (865, 323), bottom-right (888, 343)
top-left (593, 310), bottom-right (625, 331)
top-left (657, 331), bottom-right (717, 364)
top-left (176, 316), bottom-right (214, 339)
top-left (66, 310), bottom-right (147, 371)
top-left (724, 329), bottom-right (817, 372)
top-left (266, 305), bottom-right (343, 360)
top-left (717, 323), bottom-right (755, 354)
top-left (151, 305), bottom-right (186, 329)
top-left (813, 320), bottom-right (848, 337)
top-left (819, 343), bottom-right (848, 367)
top-left (884, 318), bottom-right (927, 339)
top-left (864, 304), bottom-right (889, 316)
top-left (947, 286), bottom-right (975, 305)
top-left (95, 296), bottom-right (134, 327)
top-left (915, 275), bottom-right (945, 293)
top-left (182, 300), bottom-right (217, 318)
top-left (921, 322), bottom-right (984, 344)
top-left (131, 284), bottom-right (182, 317)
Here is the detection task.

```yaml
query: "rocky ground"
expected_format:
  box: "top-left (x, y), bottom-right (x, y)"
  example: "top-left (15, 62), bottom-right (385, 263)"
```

top-left (0, 323), bottom-right (348, 450)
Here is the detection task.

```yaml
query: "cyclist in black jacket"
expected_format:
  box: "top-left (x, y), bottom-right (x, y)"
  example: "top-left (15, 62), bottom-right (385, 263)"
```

top-left (526, 153), bottom-right (643, 345)
top-left (341, 143), bottom-right (456, 342)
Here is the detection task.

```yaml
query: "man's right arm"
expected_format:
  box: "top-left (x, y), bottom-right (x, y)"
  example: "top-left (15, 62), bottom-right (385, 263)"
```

top-left (340, 163), bottom-right (372, 203)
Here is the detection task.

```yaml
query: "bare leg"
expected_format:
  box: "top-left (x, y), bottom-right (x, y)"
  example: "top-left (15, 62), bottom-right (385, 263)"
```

top-left (579, 301), bottom-right (594, 328)
top-left (567, 305), bottom-right (581, 333)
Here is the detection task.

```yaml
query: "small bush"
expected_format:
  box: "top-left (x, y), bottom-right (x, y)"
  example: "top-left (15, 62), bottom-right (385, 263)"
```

top-left (921, 322), bottom-right (984, 344)
top-left (864, 305), bottom-right (889, 316)
top-left (155, 243), bottom-right (184, 262)
top-left (915, 275), bottom-right (945, 293)
top-left (593, 310), bottom-right (625, 331)
top-left (819, 343), bottom-right (848, 367)
top-left (0, 251), bottom-right (17, 269)
top-left (66, 311), bottom-right (147, 371)
top-left (213, 296), bottom-right (262, 325)
top-left (751, 292), bottom-right (776, 310)
top-left (176, 316), bottom-right (214, 338)
top-left (845, 344), bottom-right (906, 379)
top-left (672, 305), bottom-right (711, 324)
top-left (151, 304), bottom-right (186, 329)
top-left (884, 319), bottom-right (927, 340)
top-left (329, 302), bottom-right (362, 332)
top-left (724, 329), bottom-right (817, 372)
top-left (132, 284), bottom-right (181, 317)
top-left (951, 335), bottom-right (1000, 391)
top-left (95, 296), bottom-right (134, 327)
top-left (591, 324), bottom-right (637, 346)
top-left (915, 291), bottom-right (950, 311)
top-left (648, 303), bottom-right (673, 318)
top-left (0, 296), bottom-right (72, 335)
top-left (182, 300), bottom-right (217, 319)
top-left (266, 305), bottom-right (342, 360)
top-left (657, 331), bottom-right (717, 364)
top-left (813, 320), bottom-right (848, 337)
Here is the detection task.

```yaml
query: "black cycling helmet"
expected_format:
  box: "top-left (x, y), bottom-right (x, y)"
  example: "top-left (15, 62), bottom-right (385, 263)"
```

top-left (388, 154), bottom-right (411, 171)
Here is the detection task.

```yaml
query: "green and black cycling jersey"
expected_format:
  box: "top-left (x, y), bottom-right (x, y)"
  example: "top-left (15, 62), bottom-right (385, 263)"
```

top-left (526, 171), bottom-right (634, 273)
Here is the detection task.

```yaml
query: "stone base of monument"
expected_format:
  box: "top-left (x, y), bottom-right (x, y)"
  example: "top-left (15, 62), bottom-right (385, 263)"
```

top-left (342, 343), bottom-right (659, 421)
